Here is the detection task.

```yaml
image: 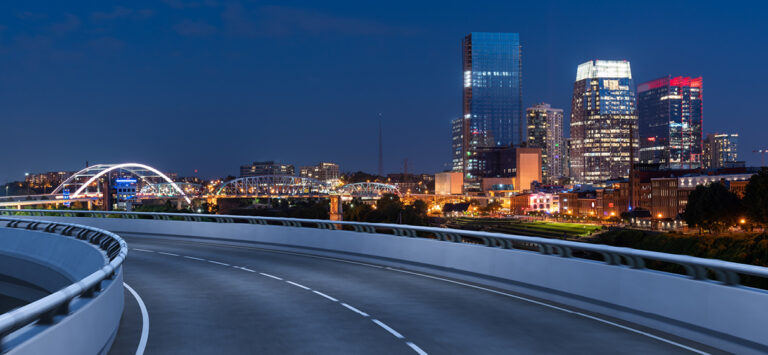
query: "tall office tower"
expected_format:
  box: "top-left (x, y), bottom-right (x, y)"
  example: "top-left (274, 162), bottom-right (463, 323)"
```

top-left (702, 133), bottom-right (739, 169)
top-left (637, 76), bottom-right (703, 169)
top-left (451, 117), bottom-right (464, 173)
top-left (569, 60), bottom-right (638, 184)
top-left (460, 32), bottom-right (523, 182)
top-left (526, 103), bottom-right (565, 183)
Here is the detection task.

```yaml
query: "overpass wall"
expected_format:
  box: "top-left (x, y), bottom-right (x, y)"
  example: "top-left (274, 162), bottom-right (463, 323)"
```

top-left (0, 227), bottom-right (123, 355)
top-left (20, 216), bottom-right (768, 354)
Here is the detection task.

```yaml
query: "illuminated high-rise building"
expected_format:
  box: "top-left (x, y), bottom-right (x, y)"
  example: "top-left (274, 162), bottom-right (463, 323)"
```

top-left (638, 76), bottom-right (703, 169)
top-left (526, 103), bottom-right (565, 183)
top-left (451, 117), bottom-right (464, 173)
top-left (703, 133), bottom-right (739, 169)
top-left (569, 60), bottom-right (638, 184)
top-left (457, 32), bottom-right (522, 184)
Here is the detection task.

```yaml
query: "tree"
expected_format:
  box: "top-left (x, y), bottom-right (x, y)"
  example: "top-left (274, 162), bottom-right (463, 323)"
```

top-left (743, 170), bottom-right (768, 227)
top-left (683, 183), bottom-right (743, 233)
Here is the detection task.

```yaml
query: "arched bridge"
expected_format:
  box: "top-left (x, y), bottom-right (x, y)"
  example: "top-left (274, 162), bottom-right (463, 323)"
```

top-left (52, 163), bottom-right (191, 204)
top-left (336, 182), bottom-right (401, 198)
top-left (215, 175), bottom-right (330, 197)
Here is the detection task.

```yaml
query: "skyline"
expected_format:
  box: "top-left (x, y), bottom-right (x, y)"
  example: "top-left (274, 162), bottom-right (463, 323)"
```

top-left (1, 1), bottom-right (767, 182)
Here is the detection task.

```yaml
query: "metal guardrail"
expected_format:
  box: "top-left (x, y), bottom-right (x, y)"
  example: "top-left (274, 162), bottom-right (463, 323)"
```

top-left (0, 217), bottom-right (127, 351)
top-left (3, 209), bottom-right (768, 289)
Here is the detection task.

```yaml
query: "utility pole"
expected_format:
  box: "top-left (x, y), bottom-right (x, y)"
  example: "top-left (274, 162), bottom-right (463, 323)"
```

top-left (378, 113), bottom-right (384, 177)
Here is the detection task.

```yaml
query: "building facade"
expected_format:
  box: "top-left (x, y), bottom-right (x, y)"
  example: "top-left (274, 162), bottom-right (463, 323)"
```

top-left (569, 60), bottom-right (638, 184)
top-left (526, 103), bottom-right (565, 183)
top-left (450, 117), bottom-right (464, 173)
top-left (638, 76), bottom-right (703, 169)
top-left (458, 32), bottom-right (523, 181)
top-left (240, 161), bottom-right (295, 177)
top-left (476, 146), bottom-right (541, 192)
top-left (702, 133), bottom-right (739, 169)
top-left (299, 162), bottom-right (339, 183)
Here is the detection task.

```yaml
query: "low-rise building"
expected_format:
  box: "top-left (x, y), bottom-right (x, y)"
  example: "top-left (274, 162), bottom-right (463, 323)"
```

top-left (299, 162), bottom-right (340, 183)
top-left (240, 161), bottom-right (295, 177)
top-left (435, 172), bottom-right (463, 195)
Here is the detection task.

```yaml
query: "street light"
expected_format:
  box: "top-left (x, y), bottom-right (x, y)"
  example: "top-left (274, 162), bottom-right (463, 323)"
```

top-left (740, 218), bottom-right (746, 225)
top-left (657, 213), bottom-right (663, 219)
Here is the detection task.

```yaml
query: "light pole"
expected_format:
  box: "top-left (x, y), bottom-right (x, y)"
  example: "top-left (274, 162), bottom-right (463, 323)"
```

top-left (25, 173), bottom-right (30, 195)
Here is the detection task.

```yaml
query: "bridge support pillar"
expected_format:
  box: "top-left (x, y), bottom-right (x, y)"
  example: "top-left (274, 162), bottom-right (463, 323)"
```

top-left (330, 195), bottom-right (343, 226)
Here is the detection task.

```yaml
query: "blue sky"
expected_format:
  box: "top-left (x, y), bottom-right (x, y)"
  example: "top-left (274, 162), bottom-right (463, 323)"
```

top-left (1, 0), bottom-right (766, 182)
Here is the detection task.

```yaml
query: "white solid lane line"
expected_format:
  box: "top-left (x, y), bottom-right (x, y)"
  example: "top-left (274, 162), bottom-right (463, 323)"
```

top-left (259, 272), bottom-right (283, 280)
top-left (407, 342), bottom-right (428, 355)
top-left (124, 283), bottom-right (149, 355)
top-left (157, 252), bottom-right (179, 256)
top-left (183, 255), bottom-right (205, 261)
top-left (286, 281), bottom-right (310, 290)
top-left (207, 260), bottom-right (230, 266)
top-left (341, 303), bottom-right (369, 317)
top-left (372, 319), bottom-right (404, 339)
top-left (385, 267), bottom-right (708, 355)
top-left (312, 290), bottom-right (338, 302)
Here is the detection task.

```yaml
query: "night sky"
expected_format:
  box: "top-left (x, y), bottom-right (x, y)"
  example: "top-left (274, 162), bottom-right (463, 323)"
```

top-left (1, 1), bottom-right (766, 183)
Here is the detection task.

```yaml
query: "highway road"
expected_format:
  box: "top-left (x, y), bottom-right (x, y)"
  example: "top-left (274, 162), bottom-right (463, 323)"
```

top-left (107, 235), bottom-right (719, 355)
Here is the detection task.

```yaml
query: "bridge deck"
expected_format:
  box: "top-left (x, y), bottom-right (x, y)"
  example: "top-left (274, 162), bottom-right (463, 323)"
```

top-left (108, 236), bottom-right (716, 354)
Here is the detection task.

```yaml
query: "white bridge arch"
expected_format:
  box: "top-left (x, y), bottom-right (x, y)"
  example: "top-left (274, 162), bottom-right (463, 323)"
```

top-left (52, 163), bottom-right (191, 204)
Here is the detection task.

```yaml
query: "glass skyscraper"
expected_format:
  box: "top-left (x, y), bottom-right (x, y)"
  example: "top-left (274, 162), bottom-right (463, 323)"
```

top-left (456, 32), bottom-right (522, 181)
top-left (638, 76), bottom-right (703, 169)
top-left (569, 60), bottom-right (638, 184)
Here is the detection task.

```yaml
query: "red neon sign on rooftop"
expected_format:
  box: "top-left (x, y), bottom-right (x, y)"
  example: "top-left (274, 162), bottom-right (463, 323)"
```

top-left (638, 76), bottom-right (702, 92)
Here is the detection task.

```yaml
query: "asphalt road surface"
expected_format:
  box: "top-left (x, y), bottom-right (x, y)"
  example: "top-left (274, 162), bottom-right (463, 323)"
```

top-left (107, 235), bottom-right (718, 355)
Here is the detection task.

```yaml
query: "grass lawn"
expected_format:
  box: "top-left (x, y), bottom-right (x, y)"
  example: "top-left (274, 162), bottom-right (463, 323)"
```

top-left (449, 218), bottom-right (602, 238)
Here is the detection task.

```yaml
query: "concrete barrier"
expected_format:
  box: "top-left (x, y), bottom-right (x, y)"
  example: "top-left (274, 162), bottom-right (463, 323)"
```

top-left (0, 221), bottom-right (125, 355)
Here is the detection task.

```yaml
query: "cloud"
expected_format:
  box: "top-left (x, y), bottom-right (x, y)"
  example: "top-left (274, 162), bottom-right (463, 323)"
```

top-left (50, 14), bottom-right (81, 35)
top-left (91, 6), bottom-right (134, 20)
top-left (221, 2), bottom-right (257, 36)
top-left (136, 9), bottom-right (155, 19)
top-left (173, 20), bottom-right (217, 36)
top-left (163, 0), bottom-right (218, 9)
top-left (259, 6), bottom-right (415, 37)
top-left (15, 11), bottom-right (48, 21)
top-left (220, 4), bottom-right (418, 38)
top-left (87, 37), bottom-right (126, 52)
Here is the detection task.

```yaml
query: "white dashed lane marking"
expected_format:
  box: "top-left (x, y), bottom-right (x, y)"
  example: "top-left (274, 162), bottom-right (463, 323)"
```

top-left (286, 281), bottom-right (310, 290)
top-left (134, 247), bottom-right (428, 354)
top-left (312, 290), bottom-right (338, 302)
top-left (259, 272), bottom-right (283, 280)
top-left (341, 303), bottom-right (369, 317)
top-left (372, 319), bottom-right (404, 339)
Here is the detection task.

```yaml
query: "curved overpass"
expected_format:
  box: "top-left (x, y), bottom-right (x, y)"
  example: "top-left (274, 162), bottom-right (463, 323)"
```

top-left (3, 210), bottom-right (768, 354)
top-left (110, 236), bottom-right (700, 354)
